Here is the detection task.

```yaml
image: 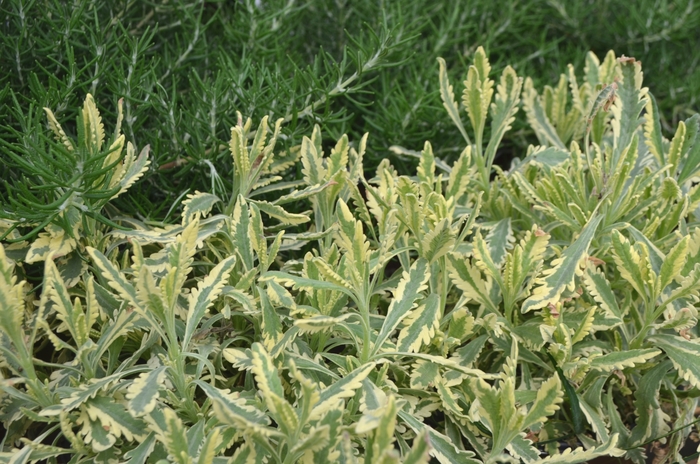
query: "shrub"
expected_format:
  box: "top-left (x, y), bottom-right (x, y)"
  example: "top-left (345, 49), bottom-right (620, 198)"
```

top-left (1, 46), bottom-right (699, 463)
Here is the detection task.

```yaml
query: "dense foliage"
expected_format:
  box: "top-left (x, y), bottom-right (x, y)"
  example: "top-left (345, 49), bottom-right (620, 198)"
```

top-left (2, 1), bottom-right (700, 463)
top-left (1, 44), bottom-right (700, 463)
top-left (2, 0), bottom-right (699, 220)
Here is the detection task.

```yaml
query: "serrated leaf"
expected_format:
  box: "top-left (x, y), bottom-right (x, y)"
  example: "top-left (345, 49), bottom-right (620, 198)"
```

top-left (534, 433), bottom-right (624, 464)
top-left (522, 78), bottom-right (566, 149)
top-left (126, 366), bottom-right (168, 417)
top-left (182, 192), bottom-right (221, 223)
top-left (649, 335), bottom-right (700, 388)
top-left (485, 66), bottom-right (522, 166)
top-left (629, 360), bottom-right (673, 445)
top-left (507, 433), bottom-right (541, 464)
top-left (183, 255), bottom-right (236, 349)
top-left (446, 146), bottom-right (472, 200)
top-left (610, 230), bottom-right (647, 298)
top-left (397, 294), bottom-right (440, 353)
top-left (583, 265), bottom-right (623, 321)
top-left (301, 132), bottom-right (326, 185)
top-left (311, 363), bottom-right (375, 419)
top-left (230, 197), bottom-right (254, 270)
top-left (373, 259), bottom-right (430, 355)
top-left (84, 396), bottom-right (148, 443)
top-left (590, 349), bottom-right (661, 372)
top-left (446, 253), bottom-right (498, 313)
top-left (250, 199), bottom-right (310, 225)
top-left (522, 376), bottom-right (563, 429)
top-left (155, 408), bottom-right (191, 464)
top-left (417, 141), bottom-right (435, 186)
top-left (643, 94), bottom-right (665, 166)
top-left (657, 235), bottom-right (689, 292)
top-left (294, 314), bottom-right (352, 334)
top-left (195, 381), bottom-right (270, 427)
top-left (25, 230), bottom-right (76, 264)
top-left (437, 57), bottom-right (471, 145)
top-left (522, 215), bottom-right (603, 313)
top-left (403, 429), bottom-right (431, 464)
top-left (44, 107), bottom-right (74, 152)
top-left (398, 411), bottom-right (480, 464)
top-left (421, 218), bottom-right (454, 264)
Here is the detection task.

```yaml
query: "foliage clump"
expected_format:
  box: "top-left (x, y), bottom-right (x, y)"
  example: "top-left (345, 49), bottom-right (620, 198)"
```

top-left (1, 43), bottom-right (700, 464)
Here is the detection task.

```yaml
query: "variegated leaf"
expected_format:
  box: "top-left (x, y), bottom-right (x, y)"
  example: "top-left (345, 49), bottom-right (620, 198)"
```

top-left (398, 411), bottom-right (481, 464)
top-left (311, 363), bottom-right (375, 419)
top-left (590, 349), bottom-right (660, 372)
top-left (396, 294), bottom-right (440, 353)
top-left (126, 366), bottom-right (168, 417)
top-left (437, 57), bottom-right (471, 145)
top-left (522, 215), bottom-right (603, 313)
top-left (182, 192), bottom-right (221, 223)
top-left (183, 255), bottom-right (236, 348)
top-left (373, 258), bottom-right (430, 355)
top-left (649, 335), bottom-right (700, 388)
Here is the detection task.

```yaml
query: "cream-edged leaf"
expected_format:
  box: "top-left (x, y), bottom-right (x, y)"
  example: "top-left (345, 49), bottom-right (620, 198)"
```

top-left (437, 57), bottom-right (471, 145)
top-left (396, 294), bottom-right (440, 353)
top-left (181, 192), bottom-right (221, 223)
top-left (311, 363), bottom-right (375, 419)
top-left (126, 366), bottom-right (168, 417)
top-left (373, 259), bottom-right (430, 355)
top-left (522, 376), bottom-right (563, 429)
top-left (522, 215), bottom-right (603, 313)
top-left (183, 255), bottom-right (236, 348)
top-left (649, 335), bottom-right (700, 388)
top-left (590, 349), bottom-right (660, 372)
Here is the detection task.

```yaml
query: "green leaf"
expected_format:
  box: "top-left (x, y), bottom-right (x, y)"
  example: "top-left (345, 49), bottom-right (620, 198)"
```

top-left (643, 93), bottom-right (665, 166)
top-left (373, 258), bottom-right (430, 355)
top-left (463, 52), bottom-right (493, 152)
top-left (610, 230), bottom-right (648, 298)
top-left (260, 286), bottom-right (284, 350)
top-left (485, 218), bottom-right (513, 269)
top-left (153, 407), bottom-right (191, 464)
top-left (522, 78), bottom-right (566, 149)
top-left (417, 141), bottom-right (435, 186)
top-left (251, 343), bottom-right (298, 437)
top-left (629, 360), bottom-right (673, 445)
top-left (522, 214), bottom-right (603, 313)
top-left (84, 395), bottom-right (148, 443)
top-left (507, 434), bottom-right (540, 464)
top-left (522, 376), bottom-right (563, 430)
top-left (403, 429), bottom-right (431, 464)
top-left (230, 196), bottom-right (254, 271)
top-left (446, 146), bottom-right (472, 201)
top-left (300, 132), bottom-right (326, 185)
top-left (421, 218), bottom-right (454, 263)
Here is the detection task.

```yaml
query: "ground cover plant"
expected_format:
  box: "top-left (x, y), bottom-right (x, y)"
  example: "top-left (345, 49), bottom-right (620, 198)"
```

top-left (2, 39), bottom-right (700, 463)
top-left (2, 0), bottom-right (700, 220)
